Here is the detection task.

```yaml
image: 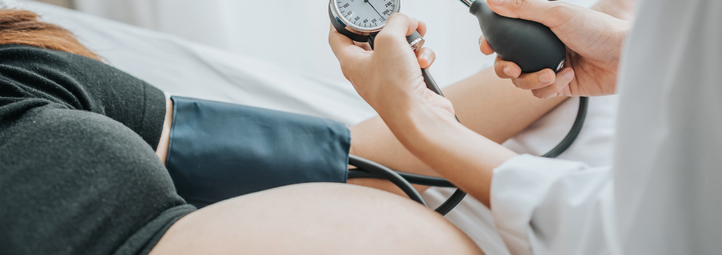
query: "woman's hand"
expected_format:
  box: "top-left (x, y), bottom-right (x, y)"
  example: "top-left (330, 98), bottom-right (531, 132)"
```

top-left (329, 14), bottom-right (454, 119)
top-left (479, 0), bottom-right (631, 98)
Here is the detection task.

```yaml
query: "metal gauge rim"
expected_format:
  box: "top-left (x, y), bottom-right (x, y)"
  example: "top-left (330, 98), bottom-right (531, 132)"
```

top-left (330, 0), bottom-right (402, 36)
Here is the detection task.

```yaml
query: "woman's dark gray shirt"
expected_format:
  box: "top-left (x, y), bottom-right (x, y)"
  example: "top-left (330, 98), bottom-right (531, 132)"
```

top-left (0, 44), bottom-right (195, 255)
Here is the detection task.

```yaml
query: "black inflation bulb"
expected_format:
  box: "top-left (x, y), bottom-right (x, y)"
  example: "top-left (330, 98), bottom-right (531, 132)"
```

top-left (469, 0), bottom-right (567, 73)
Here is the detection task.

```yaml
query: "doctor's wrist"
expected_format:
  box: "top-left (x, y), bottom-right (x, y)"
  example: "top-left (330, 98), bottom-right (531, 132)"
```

top-left (373, 87), bottom-right (455, 128)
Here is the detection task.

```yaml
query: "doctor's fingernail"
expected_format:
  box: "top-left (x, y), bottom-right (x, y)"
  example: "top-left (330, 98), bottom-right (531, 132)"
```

top-left (564, 70), bottom-right (574, 80)
top-left (488, 0), bottom-right (503, 6)
top-left (503, 66), bottom-right (512, 76)
top-left (539, 72), bottom-right (552, 83)
top-left (421, 54), bottom-right (431, 64)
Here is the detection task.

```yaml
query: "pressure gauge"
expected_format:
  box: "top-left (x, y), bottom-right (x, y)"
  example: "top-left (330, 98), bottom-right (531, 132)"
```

top-left (329, 0), bottom-right (402, 42)
top-left (329, 0), bottom-right (424, 50)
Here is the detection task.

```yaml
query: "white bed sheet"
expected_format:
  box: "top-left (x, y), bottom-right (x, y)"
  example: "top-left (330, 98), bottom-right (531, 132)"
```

top-left (70, 0), bottom-right (599, 89)
top-left (3, 0), bottom-right (377, 126)
top-left (4, 1), bottom-right (618, 254)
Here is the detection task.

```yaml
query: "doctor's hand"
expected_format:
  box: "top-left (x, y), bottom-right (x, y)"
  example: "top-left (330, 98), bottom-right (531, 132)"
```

top-left (329, 14), bottom-right (454, 119)
top-left (479, 0), bottom-right (631, 98)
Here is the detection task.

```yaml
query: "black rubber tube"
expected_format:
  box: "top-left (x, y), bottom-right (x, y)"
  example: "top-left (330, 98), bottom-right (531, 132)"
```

top-left (421, 67), bottom-right (467, 214)
top-left (542, 97), bottom-right (588, 158)
top-left (348, 155), bottom-right (428, 207)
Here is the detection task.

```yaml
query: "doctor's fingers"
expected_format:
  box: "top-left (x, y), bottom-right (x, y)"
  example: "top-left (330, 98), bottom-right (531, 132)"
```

top-left (479, 37), bottom-right (495, 55)
top-left (417, 20), bottom-right (428, 37)
top-left (529, 68), bottom-right (576, 99)
top-left (339, 22), bottom-right (426, 53)
top-left (416, 47), bottom-right (436, 69)
top-left (374, 14), bottom-right (422, 52)
top-left (380, 14), bottom-right (420, 38)
top-left (510, 68), bottom-right (558, 90)
top-left (329, 26), bottom-right (369, 66)
top-left (493, 57), bottom-right (522, 79)
top-left (353, 41), bottom-right (373, 52)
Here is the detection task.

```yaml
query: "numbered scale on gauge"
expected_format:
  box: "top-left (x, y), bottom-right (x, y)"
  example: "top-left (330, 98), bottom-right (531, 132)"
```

top-left (329, 0), bottom-right (402, 42)
top-left (338, 0), bottom-right (398, 29)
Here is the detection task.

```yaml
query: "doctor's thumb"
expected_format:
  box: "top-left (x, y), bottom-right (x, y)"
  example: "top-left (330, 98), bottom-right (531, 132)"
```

top-left (486, 0), bottom-right (576, 29)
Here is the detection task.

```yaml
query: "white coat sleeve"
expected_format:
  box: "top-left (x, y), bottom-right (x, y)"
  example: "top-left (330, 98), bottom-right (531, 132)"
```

top-left (491, 154), bottom-right (619, 255)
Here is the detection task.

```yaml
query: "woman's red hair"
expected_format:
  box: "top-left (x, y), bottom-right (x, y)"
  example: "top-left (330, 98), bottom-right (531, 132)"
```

top-left (0, 9), bottom-right (99, 60)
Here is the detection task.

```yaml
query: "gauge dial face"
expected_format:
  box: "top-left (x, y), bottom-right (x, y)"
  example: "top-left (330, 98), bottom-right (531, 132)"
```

top-left (334, 0), bottom-right (400, 31)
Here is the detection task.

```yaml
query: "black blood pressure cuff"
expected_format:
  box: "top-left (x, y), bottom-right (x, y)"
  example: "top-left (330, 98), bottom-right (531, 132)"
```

top-left (166, 96), bottom-right (350, 208)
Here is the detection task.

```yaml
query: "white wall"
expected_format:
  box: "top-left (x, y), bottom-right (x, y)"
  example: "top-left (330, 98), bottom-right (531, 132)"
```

top-left (73, 0), bottom-right (597, 86)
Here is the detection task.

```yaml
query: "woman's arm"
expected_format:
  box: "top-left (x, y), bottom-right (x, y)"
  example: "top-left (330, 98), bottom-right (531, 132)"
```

top-left (350, 68), bottom-right (565, 179)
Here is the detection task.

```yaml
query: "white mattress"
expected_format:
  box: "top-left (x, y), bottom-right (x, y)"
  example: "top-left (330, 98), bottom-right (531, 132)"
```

top-left (4, 1), bottom-right (618, 254)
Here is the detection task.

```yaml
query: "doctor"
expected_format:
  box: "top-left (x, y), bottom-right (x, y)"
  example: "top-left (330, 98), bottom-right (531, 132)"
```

top-left (330, 0), bottom-right (722, 254)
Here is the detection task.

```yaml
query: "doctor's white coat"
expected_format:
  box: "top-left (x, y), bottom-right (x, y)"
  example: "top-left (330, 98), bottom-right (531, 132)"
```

top-left (490, 0), bottom-right (722, 254)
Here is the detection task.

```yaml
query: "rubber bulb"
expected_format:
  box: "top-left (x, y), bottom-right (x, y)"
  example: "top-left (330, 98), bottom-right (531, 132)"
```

top-left (470, 0), bottom-right (566, 73)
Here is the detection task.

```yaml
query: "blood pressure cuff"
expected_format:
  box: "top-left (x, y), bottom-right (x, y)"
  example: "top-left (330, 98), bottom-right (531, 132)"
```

top-left (166, 96), bottom-right (350, 208)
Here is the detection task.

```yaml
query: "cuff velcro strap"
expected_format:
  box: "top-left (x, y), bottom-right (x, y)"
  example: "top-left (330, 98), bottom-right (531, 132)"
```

top-left (166, 96), bottom-right (350, 208)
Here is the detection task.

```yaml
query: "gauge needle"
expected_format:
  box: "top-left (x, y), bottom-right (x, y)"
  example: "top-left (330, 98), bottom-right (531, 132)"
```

top-left (364, 0), bottom-right (384, 19)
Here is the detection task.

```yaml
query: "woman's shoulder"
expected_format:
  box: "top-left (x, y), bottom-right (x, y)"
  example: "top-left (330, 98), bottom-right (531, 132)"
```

top-left (0, 43), bottom-right (149, 94)
top-left (0, 43), bottom-right (102, 69)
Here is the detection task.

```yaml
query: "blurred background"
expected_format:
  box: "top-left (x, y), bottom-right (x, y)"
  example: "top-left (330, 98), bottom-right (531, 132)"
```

top-left (34, 0), bottom-right (596, 87)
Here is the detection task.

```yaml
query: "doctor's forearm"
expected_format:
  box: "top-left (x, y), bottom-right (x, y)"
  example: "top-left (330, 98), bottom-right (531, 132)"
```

top-left (379, 97), bottom-right (517, 206)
